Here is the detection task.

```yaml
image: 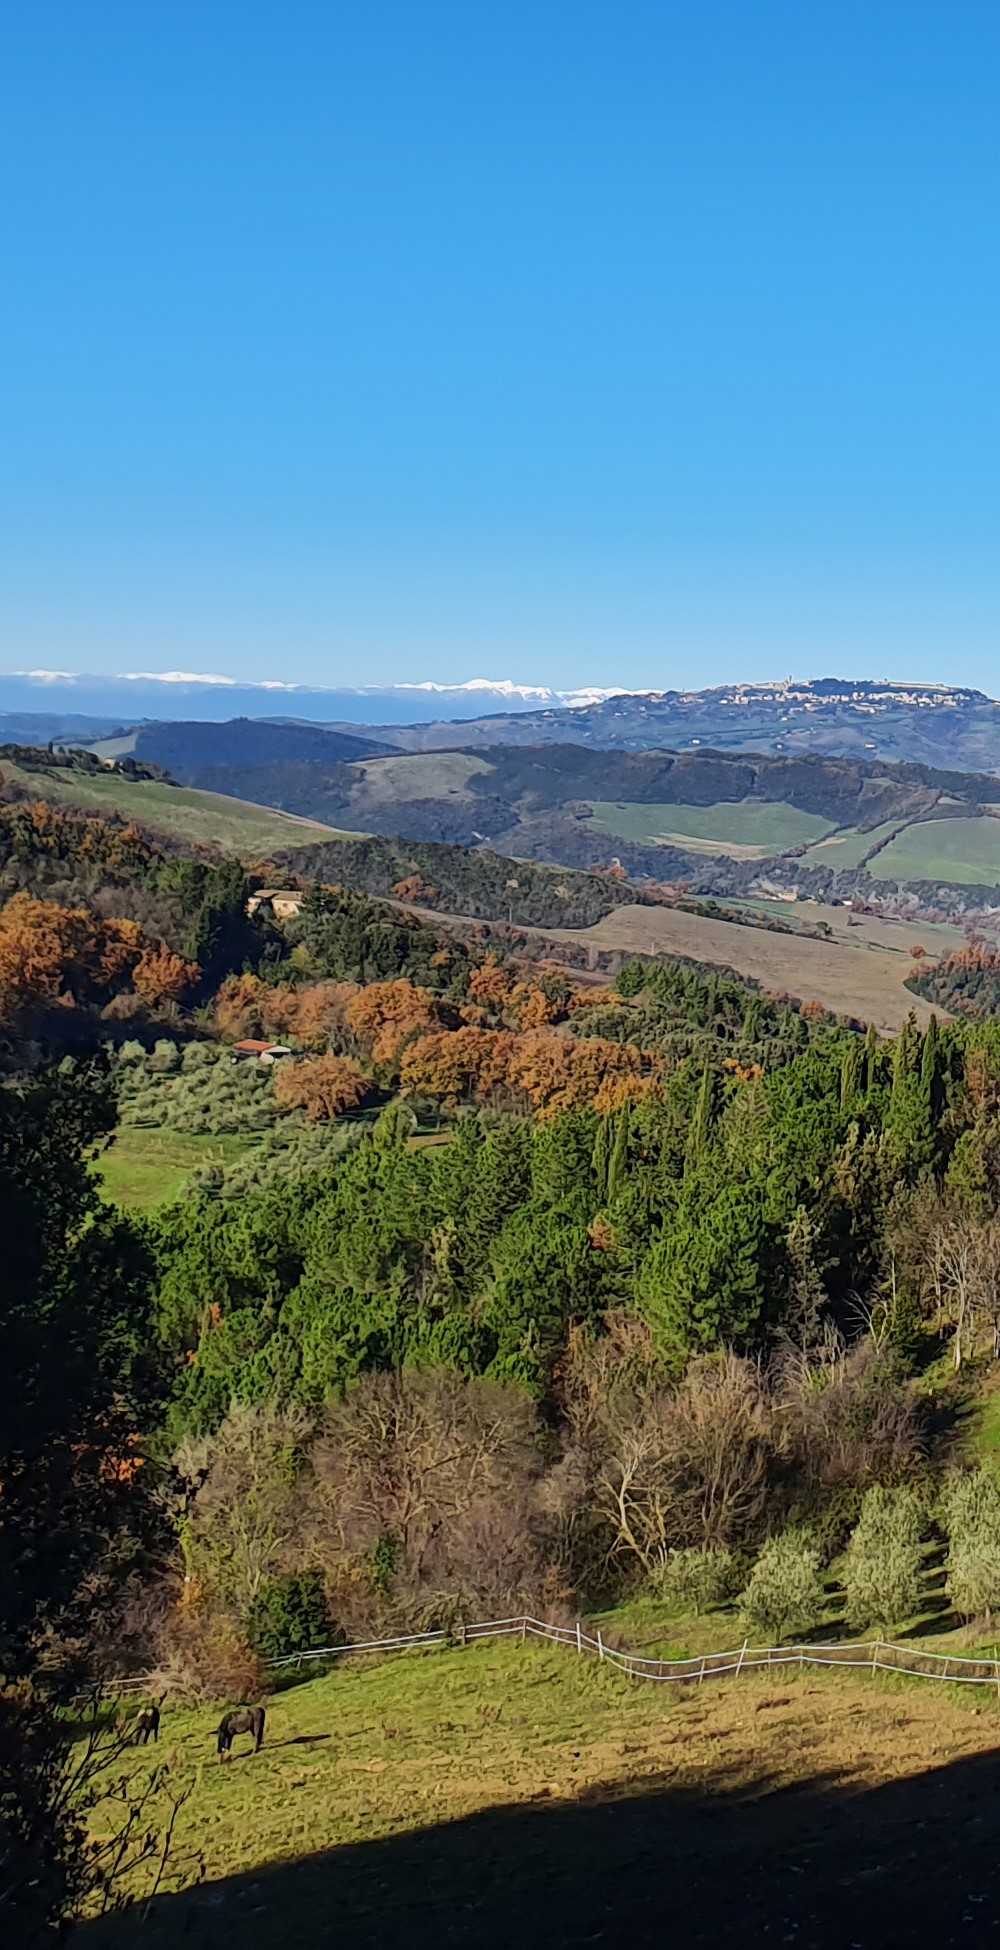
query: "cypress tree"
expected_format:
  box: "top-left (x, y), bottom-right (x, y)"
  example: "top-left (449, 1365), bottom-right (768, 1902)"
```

top-left (840, 1038), bottom-right (862, 1111)
top-left (592, 1116), bottom-right (611, 1202)
top-left (686, 1064), bottom-right (714, 1167)
top-left (606, 1104), bottom-right (630, 1201)
top-left (862, 1022), bottom-right (879, 1095)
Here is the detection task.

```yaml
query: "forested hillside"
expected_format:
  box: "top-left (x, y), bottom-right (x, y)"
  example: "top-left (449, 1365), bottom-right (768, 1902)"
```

top-left (9, 781), bottom-right (1000, 1937)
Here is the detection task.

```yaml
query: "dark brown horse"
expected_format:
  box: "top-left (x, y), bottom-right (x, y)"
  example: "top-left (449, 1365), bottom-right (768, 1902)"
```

top-left (217, 1706), bottom-right (266, 1757)
top-left (132, 1705), bottom-right (160, 1745)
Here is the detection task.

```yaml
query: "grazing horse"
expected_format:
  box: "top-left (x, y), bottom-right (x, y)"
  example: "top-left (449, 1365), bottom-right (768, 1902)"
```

top-left (217, 1706), bottom-right (266, 1757)
top-left (133, 1704), bottom-right (160, 1745)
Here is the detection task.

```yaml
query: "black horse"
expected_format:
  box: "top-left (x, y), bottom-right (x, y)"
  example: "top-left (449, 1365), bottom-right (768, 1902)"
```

top-left (217, 1706), bottom-right (266, 1757)
top-left (132, 1705), bottom-right (160, 1745)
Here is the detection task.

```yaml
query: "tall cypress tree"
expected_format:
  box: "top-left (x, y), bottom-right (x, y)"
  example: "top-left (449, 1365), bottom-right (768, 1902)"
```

top-left (840, 1038), bottom-right (862, 1111)
top-left (862, 1022), bottom-right (880, 1095)
top-left (592, 1116), bottom-right (611, 1202)
top-left (686, 1064), bottom-right (714, 1169)
top-left (606, 1104), bottom-right (630, 1201)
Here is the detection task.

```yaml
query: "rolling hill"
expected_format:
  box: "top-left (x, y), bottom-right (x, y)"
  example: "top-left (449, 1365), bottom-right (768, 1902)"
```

top-left (0, 757), bottom-right (352, 855)
top-left (89, 728), bottom-right (1000, 906)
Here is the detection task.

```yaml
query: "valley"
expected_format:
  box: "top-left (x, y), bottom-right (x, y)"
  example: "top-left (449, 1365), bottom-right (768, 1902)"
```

top-left (74, 723), bottom-right (1000, 906)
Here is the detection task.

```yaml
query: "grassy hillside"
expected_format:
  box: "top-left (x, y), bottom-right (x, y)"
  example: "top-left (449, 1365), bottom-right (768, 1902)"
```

top-left (537, 900), bottom-right (945, 1029)
top-left (85, 1635), bottom-right (1000, 1949)
top-left (0, 759), bottom-right (349, 854)
top-left (875, 814), bottom-right (1000, 886)
top-left (588, 797), bottom-right (836, 856)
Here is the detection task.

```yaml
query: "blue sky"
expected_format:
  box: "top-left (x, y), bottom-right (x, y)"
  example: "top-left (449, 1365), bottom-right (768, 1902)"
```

top-left (1, 1), bottom-right (998, 693)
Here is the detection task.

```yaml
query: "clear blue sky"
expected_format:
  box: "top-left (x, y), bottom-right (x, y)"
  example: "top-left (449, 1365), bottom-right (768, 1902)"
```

top-left (1, 1), bottom-right (998, 692)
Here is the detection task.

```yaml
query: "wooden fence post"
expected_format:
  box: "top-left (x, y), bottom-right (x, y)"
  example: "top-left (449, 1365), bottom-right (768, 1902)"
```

top-left (597, 1629), bottom-right (604, 1662)
top-left (736, 1638), bottom-right (748, 1679)
top-left (576, 1620), bottom-right (583, 1655)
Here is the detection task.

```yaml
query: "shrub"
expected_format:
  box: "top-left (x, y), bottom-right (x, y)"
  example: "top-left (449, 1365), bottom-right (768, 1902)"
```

top-left (149, 1598), bottom-right (265, 1703)
top-left (841, 1485), bottom-right (924, 1631)
top-left (149, 1039), bottom-right (181, 1073)
top-left (650, 1546), bottom-right (740, 1614)
top-left (943, 1468), bottom-right (1000, 1624)
top-left (738, 1532), bottom-right (826, 1643)
top-left (246, 1571), bottom-right (338, 1661)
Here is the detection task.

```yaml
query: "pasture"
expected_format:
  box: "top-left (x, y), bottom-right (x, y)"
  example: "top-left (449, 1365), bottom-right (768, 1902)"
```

top-left (84, 1635), bottom-right (1000, 1948)
top-left (874, 814), bottom-right (1000, 887)
top-left (348, 751), bottom-right (494, 803)
top-left (586, 797), bottom-right (837, 857)
top-left (0, 760), bottom-right (345, 855)
top-left (538, 901), bottom-right (945, 1029)
top-left (800, 815), bottom-right (909, 869)
top-left (91, 1128), bottom-right (256, 1210)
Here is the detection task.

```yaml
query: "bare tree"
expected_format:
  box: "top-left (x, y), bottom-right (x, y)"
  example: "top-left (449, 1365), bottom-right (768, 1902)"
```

top-left (591, 1355), bottom-right (776, 1574)
top-left (906, 1195), bottom-right (1000, 1369)
top-left (307, 1371), bottom-right (547, 1622)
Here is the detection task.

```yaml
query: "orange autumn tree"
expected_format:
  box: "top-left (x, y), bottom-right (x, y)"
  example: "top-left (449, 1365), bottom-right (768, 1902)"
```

top-left (132, 939), bottom-right (200, 1006)
top-left (215, 974), bottom-right (360, 1049)
top-left (391, 874), bottom-right (438, 904)
top-left (0, 892), bottom-right (146, 1024)
top-left (214, 972), bottom-right (270, 1039)
top-left (399, 1023), bottom-right (659, 1117)
top-left (506, 1031), bottom-right (650, 1116)
top-left (273, 1054), bottom-right (370, 1121)
top-left (466, 952), bottom-right (515, 1015)
top-left (345, 978), bottom-right (452, 1066)
top-left (280, 980), bottom-right (359, 1050)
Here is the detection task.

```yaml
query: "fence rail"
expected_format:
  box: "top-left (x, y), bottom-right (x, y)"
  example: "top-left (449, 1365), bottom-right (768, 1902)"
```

top-left (107, 1616), bottom-right (1000, 1698)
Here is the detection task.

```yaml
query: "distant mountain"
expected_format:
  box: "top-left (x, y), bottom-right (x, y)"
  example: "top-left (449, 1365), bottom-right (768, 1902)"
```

top-left (361, 679), bottom-right (1000, 769)
top-left (0, 672), bottom-right (617, 726)
top-left (6, 674), bottom-right (1000, 770)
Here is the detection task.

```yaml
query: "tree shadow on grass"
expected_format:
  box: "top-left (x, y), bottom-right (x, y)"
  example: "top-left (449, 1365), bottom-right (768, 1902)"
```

top-left (81, 1744), bottom-right (1000, 1950)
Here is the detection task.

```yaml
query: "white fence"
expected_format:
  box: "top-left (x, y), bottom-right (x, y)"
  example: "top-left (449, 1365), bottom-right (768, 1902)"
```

top-left (110, 1614), bottom-right (1000, 1697)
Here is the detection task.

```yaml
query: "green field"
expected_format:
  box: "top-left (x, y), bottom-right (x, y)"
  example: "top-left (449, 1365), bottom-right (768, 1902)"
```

top-left (92, 1127), bottom-right (256, 1209)
top-left (0, 761), bottom-right (346, 855)
top-left (801, 816), bottom-right (906, 870)
top-left (587, 797), bottom-right (836, 857)
top-left (83, 1628), bottom-right (1000, 1949)
top-left (875, 815), bottom-right (1000, 886)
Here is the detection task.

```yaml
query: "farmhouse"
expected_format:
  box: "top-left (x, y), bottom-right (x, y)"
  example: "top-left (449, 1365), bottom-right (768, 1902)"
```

top-left (230, 1039), bottom-right (293, 1064)
top-left (246, 889), bottom-right (304, 919)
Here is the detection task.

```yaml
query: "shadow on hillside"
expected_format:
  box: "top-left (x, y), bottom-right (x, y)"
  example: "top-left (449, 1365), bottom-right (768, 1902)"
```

top-left (79, 1740), bottom-right (1000, 1950)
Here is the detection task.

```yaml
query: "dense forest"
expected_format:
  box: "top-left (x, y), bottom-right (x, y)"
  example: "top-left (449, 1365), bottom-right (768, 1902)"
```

top-left (7, 776), bottom-right (1000, 1937)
